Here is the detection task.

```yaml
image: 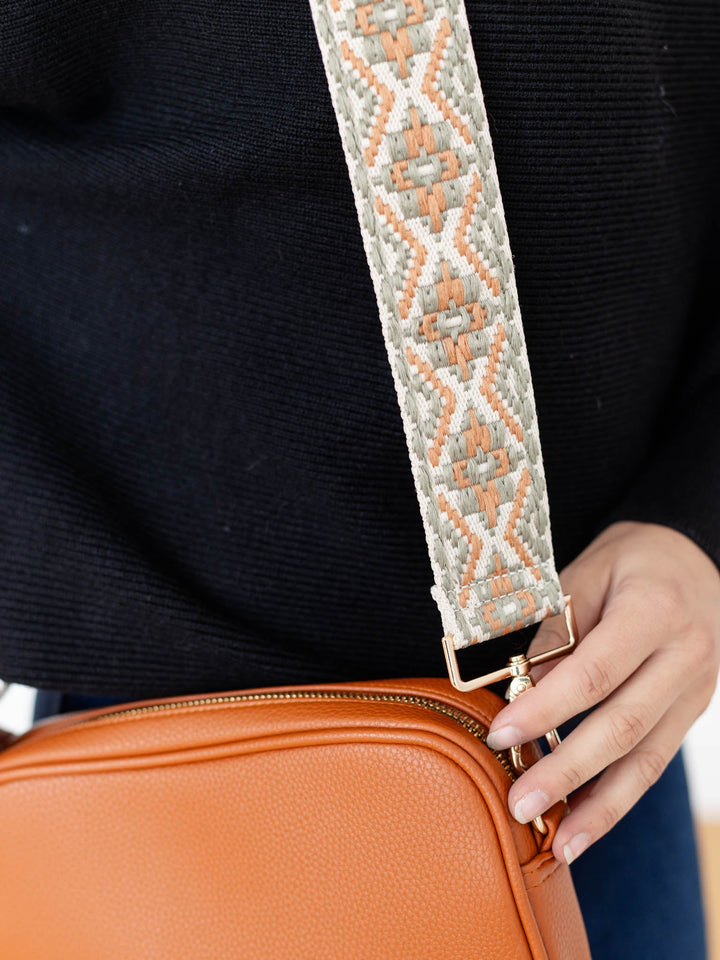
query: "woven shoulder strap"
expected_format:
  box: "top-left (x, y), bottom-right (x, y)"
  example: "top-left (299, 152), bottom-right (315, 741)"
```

top-left (308, 0), bottom-right (565, 660)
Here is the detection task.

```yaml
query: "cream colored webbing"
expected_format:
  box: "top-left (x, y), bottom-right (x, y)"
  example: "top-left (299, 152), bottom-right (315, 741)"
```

top-left (308, 0), bottom-right (564, 650)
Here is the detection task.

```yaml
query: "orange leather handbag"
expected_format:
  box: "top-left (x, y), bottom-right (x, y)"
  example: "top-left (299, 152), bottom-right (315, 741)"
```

top-left (0, 2), bottom-right (592, 957)
top-left (0, 674), bottom-right (589, 959)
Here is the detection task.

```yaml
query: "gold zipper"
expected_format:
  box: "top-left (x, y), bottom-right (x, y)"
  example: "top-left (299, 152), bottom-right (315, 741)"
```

top-left (72, 689), bottom-right (516, 780)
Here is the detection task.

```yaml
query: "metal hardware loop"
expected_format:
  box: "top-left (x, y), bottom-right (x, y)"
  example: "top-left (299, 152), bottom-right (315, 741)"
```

top-left (441, 594), bottom-right (579, 693)
top-left (504, 654), bottom-right (566, 835)
top-left (442, 594), bottom-right (581, 835)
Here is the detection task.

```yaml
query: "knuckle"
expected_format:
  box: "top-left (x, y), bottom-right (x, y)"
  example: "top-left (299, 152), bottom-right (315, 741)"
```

top-left (635, 747), bottom-right (668, 791)
top-left (558, 760), bottom-right (585, 794)
top-left (598, 801), bottom-right (621, 836)
top-left (615, 574), bottom-right (685, 622)
top-left (651, 578), bottom-right (687, 619)
top-left (576, 657), bottom-right (615, 704)
top-left (606, 705), bottom-right (650, 756)
top-left (692, 625), bottom-right (717, 664)
top-left (611, 573), bottom-right (651, 603)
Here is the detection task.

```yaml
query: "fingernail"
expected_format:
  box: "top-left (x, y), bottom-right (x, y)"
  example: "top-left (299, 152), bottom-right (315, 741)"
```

top-left (563, 832), bottom-right (591, 865)
top-left (513, 789), bottom-right (550, 824)
top-left (486, 725), bottom-right (523, 751)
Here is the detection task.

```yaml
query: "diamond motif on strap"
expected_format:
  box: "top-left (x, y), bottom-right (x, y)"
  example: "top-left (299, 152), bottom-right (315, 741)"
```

top-left (308, 0), bottom-right (564, 648)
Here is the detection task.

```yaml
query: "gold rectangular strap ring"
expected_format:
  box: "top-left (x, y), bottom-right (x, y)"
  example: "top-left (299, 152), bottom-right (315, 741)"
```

top-left (441, 594), bottom-right (579, 693)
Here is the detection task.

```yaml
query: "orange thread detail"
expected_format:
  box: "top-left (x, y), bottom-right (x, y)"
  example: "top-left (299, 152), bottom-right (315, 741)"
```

top-left (420, 314), bottom-right (441, 342)
top-left (375, 196), bottom-right (426, 319)
top-left (419, 262), bottom-right (486, 376)
top-left (450, 461), bottom-right (505, 510)
top-left (463, 408), bottom-right (490, 457)
top-left (355, 2), bottom-right (427, 78)
top-left (421, 18), bottom-right (473, 145)
top-left (450, 461), bottom-right (505, 518)
top-left (515, 589), bottom-right (538, 617)
top-left (379, 26), bottom-right (414, 79)
top-left (479, 321), bottom-right (524, 442)
top-left (436, 260), bottom-right (485, 325)
top-left (474, 544), bottom-right (540, 632)
top-left (471, 478), bottom-right (501, 527)
top-left (504, 468), bottom-right (542, 579)
top-left (391, 109), bottom-right (460, 232)
top-left (455, 172), bottom-right (502, 298)
top-left (405, 0), bottom-right (427, 26)
top-left (405, 346), bottom-right (455, 467)
top-left (442, 332), bottom-right (474, 380)
top-left (438, 493), bottom-right (483, 605)
top-left (339, 41), bottom-right (393, 168)
top-left (462, 409), bottom-right (510, 477)
top-left (451, 459), bottom-right (470, 489)
top-left (481, 599), bottom-right (503, 632)
top-left (390, 156), bottom-right (457, 231)
top-left (355, 0), bottom-right (426, 35)
top-left (403, 105), bottom-right (437, 158)
top-left (481, 587), bottom-right (537, 634)
top-left (404, 0), bottom-right (425, 24)
top-left (487, 552), bottom-right (513, 598)
top-left (491, 447), bottom-right (511, 477)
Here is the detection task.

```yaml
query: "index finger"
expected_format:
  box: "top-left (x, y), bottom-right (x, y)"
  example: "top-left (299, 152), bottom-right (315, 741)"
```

top-left (486, 585), bottom-right (670, 750)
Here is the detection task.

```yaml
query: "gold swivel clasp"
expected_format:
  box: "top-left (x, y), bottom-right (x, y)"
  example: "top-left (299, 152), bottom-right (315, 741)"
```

top-left (441, 594), bottom-right (580, 834)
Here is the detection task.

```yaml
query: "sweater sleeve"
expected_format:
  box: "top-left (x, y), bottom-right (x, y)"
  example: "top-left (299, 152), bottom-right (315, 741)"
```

top-left (589, 202), bottom-right (720, 573)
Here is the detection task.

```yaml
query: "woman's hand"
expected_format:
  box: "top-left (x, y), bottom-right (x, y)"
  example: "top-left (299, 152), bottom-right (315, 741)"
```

top-left (485, 520), bottom-right (720, 865)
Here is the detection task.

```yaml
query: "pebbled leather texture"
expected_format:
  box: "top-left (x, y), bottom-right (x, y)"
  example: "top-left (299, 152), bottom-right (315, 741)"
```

top-left (0, 677), bottom-right (590, 959)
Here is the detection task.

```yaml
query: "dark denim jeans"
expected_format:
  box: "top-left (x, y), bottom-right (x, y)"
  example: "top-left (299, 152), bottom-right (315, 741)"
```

top-left (34, 690), bottom-right (708, 959)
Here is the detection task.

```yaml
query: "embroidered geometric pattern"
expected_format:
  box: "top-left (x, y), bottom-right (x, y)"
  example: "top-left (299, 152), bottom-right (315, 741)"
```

top-left (308, 0), bottom-right (564, 649)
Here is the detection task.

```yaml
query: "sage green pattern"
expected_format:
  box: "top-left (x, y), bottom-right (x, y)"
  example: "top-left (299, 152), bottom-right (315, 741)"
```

top-left (308, 0), bottom-right (564, 648)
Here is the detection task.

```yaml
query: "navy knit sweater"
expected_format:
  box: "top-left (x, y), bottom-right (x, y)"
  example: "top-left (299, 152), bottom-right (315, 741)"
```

top-left (0, 1), bottom-right (718, 697)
